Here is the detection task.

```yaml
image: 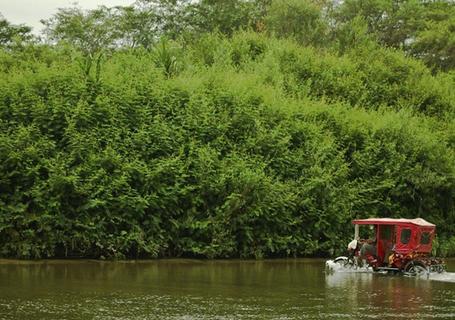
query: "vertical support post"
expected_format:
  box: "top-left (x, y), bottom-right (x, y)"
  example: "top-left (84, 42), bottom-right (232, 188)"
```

top-left (355, 224), bottom-right (359, 240)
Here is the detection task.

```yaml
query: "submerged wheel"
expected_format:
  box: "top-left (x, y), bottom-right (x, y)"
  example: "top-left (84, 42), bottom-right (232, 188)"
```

top-left (334, 256), bottom-right (355, 269)
top-left (404, 261), bottom-right (429, 276)
top-left (433, 264), bottom-right (445, 273)
top-left (334, 256), bottom-right (348, 265)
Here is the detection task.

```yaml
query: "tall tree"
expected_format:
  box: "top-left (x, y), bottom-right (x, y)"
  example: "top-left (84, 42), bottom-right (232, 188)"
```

top-left (113, 6), bottom-right (157, 49)
top-left (411, 1), bottom-right (455, 71)
top-left (332, 0), bottom-right (455, 71)
top-left (190, 0), bottom-right (265, 35)
top-left (265, 0), bottom-right (328, 46)
top-left (133, 0), bottom-right (193, 40)
top-left (42, 6), bottom-right (121, 80)
top-left (0, 14), bottom-right (33, 47)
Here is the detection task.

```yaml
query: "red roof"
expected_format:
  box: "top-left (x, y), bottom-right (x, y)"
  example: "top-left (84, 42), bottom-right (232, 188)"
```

top-left (352, 218), bottom-right (435, 227)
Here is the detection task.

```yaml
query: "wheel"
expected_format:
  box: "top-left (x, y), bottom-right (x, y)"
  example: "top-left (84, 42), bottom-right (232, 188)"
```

top-left (334, 256), bottom-right (348, 265)
top-left (435, 265), bottom-right (445, 273)
top-left (334, 256), bottom-right (355, 269)
top-left (404, 261), bottom-right (429, 276)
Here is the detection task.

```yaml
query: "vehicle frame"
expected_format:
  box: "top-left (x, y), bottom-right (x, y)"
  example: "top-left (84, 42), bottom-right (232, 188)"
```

top-left (333, 218), bottom-right (445, 275)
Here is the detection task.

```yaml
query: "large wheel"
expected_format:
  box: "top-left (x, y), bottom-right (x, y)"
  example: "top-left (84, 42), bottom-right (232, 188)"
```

top-left (334, 256), bottom-right (347, 264)
top-left (334, 256), bottom-right (355, 269)
top-left (404, 261), bottom-right (429, 276)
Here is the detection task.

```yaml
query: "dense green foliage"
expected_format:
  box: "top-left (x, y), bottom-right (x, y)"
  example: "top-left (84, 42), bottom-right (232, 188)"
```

top-left (0, 1), bottom-right (454, 258)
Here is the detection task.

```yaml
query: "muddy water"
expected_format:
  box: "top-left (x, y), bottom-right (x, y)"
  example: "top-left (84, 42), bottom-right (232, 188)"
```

top-left (0, 259), bottom-right (454, 319)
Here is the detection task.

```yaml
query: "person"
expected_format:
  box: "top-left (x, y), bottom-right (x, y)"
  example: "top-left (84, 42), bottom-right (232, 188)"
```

top-left (359, 226), bottom-right (377, 262)
top-left (360, 238), bottom-right (376, 258)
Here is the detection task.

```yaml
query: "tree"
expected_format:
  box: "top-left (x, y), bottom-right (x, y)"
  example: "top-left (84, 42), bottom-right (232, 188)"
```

top-left (0, 14), bottom-right (33, 48)
top-left (332, 0), bottom-right (455, 71)
top-left (412, 16), bottom-right (455, 71)
top-left (333, 16), bottom-right (377, 54)
top-left (410, 1), bottom-right (455, 71)
top-left (133, 0), bottom-right (193, 40)
top-left (113, 6), bottom-right (157, 49)
top-left (333, 0), bottom-right (392, 35)
top-left (132, 0), bottom-right (267, 40)
top-left (41, 6), bottom-right (121, 80)
top-left (190, 0), bottom-right (265, 35)
top-left (265, 0), bottom-right (328, 46)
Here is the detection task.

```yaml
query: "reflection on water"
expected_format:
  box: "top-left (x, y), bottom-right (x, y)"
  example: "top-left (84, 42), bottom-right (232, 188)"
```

top-left (0, 259), bottom-right (454, 319)
top-left (325, 272), bottom-right (443, 318)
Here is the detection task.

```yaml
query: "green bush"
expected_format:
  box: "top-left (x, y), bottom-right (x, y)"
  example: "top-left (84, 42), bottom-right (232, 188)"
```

top-left (0, 30), bottom-right (453, 259)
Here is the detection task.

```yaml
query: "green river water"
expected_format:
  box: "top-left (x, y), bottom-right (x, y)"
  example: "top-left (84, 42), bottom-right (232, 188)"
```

top-left (0, 259), bottom-right (454, 319)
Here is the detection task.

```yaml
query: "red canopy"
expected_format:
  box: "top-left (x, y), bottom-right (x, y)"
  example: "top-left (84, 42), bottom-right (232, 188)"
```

top-left (352, 217), bottom-right (436, 254)
top-left (352, 218), bottom-right (435, 227)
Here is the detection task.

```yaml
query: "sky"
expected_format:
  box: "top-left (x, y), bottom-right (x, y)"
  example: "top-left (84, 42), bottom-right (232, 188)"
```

top-left (0, 0), bottom-right (135, 34)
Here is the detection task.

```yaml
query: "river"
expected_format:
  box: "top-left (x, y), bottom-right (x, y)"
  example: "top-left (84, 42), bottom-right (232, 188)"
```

top-left (0, 259), bottom-right (454, 319)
